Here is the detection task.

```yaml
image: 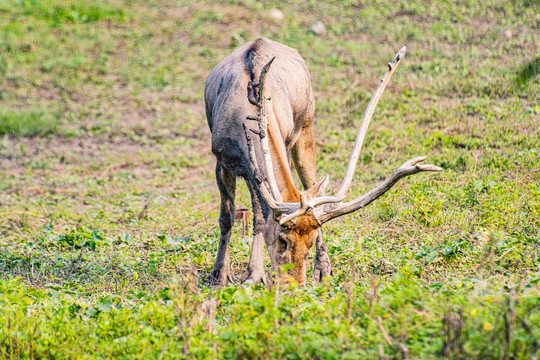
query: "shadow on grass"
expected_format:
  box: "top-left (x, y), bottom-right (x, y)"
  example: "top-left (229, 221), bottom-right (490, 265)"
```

top-left (516, 57), bottom-right (540, 86)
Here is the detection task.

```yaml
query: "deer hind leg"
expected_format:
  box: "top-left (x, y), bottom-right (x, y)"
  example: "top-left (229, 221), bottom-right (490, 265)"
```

top-left (240, 180), bottom-right (268, 285)
top-left (207, 162), bottom-right (236, 286)
top-left (291, 123), bottom-right (333, 283)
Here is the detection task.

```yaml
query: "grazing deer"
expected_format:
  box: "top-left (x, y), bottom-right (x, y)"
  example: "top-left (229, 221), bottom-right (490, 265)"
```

top-left (204, 38), bottom-right (440, 286)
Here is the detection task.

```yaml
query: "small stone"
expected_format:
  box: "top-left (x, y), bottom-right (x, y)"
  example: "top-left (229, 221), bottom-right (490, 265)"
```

top-left (268, 9), bottom-right (284, 22)
top-left (231, 33), bottom-right (245, 48)
top-left (310, 21), bottom-right (326, 36)
top-left (504, 29), bottom-right (512, 39)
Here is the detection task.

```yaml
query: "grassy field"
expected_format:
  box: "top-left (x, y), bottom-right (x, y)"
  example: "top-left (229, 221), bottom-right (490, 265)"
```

top-left (0, 0), bottom-right (539, 358)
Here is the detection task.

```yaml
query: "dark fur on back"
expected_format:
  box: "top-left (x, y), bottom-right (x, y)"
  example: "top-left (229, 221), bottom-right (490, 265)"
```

top-left (243, 39), bottom-right (262, 83)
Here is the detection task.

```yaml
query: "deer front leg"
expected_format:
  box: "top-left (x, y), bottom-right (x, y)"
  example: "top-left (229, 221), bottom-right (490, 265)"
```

top-left (240, 181), bottom-right (267, 285)
top-left (207, 163), bottom-right (236, 286)
top-left (313, 228), bottom-right (332, 283)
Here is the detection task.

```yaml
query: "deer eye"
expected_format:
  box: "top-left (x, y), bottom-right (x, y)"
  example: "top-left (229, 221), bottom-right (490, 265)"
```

top-left (278, 235), bottom-right (287, 246)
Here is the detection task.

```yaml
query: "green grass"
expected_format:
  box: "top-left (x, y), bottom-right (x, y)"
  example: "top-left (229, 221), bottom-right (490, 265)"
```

top-left (0, 109), bottom-right (59, 136)
top-left (0, 0), bottom-right (539, 358)
top-left (3, 0), bottom-right (126, 24)
top-left (516, 57), bottom-right (540, 87)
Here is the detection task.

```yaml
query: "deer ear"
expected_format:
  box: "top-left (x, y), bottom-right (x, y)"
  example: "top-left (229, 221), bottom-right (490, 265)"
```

top-left (305, 175), bottom-right (329, 198)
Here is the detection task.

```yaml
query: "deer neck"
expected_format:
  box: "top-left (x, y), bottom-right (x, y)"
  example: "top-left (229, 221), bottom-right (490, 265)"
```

top-left (267, 117), bottom-right (300, 203)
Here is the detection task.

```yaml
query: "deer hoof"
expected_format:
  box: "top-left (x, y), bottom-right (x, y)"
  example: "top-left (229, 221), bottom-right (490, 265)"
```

top-left (206, 267), bottom-right (233, 287)
top-left (240, 268), bottom-right (267, 285)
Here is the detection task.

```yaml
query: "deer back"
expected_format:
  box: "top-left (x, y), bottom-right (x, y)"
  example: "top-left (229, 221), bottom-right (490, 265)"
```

top-left (205, 38), bottom-right (314, 193)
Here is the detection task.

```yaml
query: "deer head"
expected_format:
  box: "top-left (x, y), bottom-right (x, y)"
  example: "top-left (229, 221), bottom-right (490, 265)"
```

top-left (243, 48), bottom-right (441, 285)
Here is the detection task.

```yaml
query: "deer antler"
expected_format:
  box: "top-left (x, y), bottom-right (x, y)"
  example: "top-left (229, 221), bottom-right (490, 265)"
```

top-left (244, 56), bottom-right (295, 216)
top-left (326, 46), bottom-right (407, 202)
top-left (243, 123), bottom-right (286, 212)
top-left (255, 57), bottom-right (282, 203)
top-left (243, 47), bottom-right (439, 226)
top-left (314, 157), bottom-right (441, 223)
top-left (279, 46), bottom-right (441, 224)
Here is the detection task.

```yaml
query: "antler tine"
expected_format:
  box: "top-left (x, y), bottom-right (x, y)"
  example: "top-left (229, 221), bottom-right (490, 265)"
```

top-left (243, 122), bottom-right (282, 212)
top-left (335, 46), bottom-right (406, 198)
top-left (279, 191), bottom-right (310, 225)
top-left (277, 47), bottom-right (407, 224)
top-left (314, 157), bottom-right (442, 224)
top-left (255, 56), bottom-right (283, 203)
top-left (242, 123), bottom-right (264, 184)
